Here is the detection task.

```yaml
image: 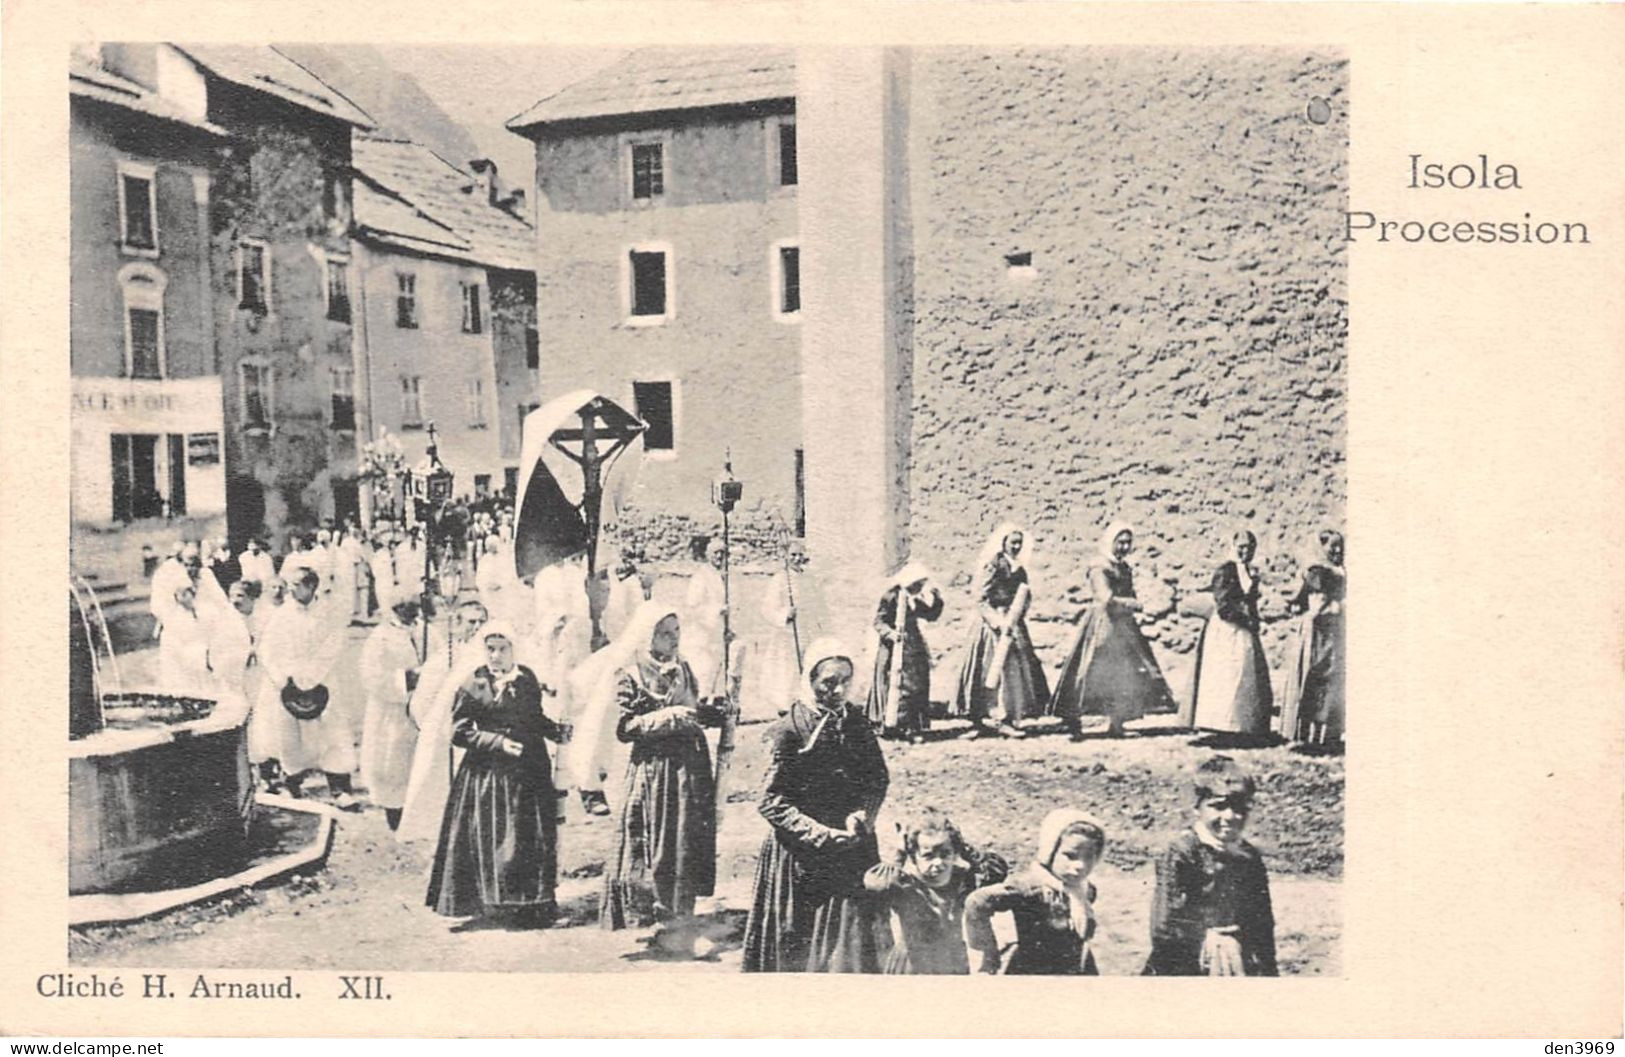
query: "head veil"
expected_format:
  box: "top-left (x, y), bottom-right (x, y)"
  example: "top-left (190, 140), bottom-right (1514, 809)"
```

top-left (1302, 528), bottom-right (1345, 577)
top-left (891, 560), bottom-right (936, 589)
top-left (1033, 807), bottom-right (1108, 940)
top-left (1097, 521), bottom-right (1134, 565)
top-left (973, 522), bottom-right (1033, 575)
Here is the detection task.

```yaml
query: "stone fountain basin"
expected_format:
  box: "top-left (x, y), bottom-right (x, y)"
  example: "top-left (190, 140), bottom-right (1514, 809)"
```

top-left (69, 692), bottom-right (255, 896)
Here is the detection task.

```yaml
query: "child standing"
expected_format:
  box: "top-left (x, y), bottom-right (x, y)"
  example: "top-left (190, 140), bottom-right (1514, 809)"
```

top-left (863, 809), bottom-right (1009, 974)
top-left (963, 808), bottom-right (1108, 975)
top-left (1143, 756), bottom-right (1278, 976)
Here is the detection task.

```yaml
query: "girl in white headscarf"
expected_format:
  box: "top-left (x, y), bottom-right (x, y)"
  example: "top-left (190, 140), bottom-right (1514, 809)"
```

top-left (1277, 529), bottom-right (1345, 745)
top-left (964, 808), bottom-right (1107, 974)
top-left (1185, 529), bottom-right (1274, 737)
top-left (950, 523), bottom-right (1049, 737)
top-left (597, 602), bottom-right (726, 939)
top-left (742, 638), bottom-right (891, 973)
top-left (1049, 521), bottom-right (1176, 737)
top-left (865, 561), bottom-right (944, 741)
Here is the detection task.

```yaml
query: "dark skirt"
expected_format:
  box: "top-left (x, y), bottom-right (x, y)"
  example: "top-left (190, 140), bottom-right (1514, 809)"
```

top-left (425, 754), bottom-right (556, 917)
top-left (865, 634), bottom-right (932, 734)
top-left (601, 745), bottom-right (717, 930)
top-left (1049, 603), bottom-right (1176, 723)
top-left (1278, 611), bottom-right (1345, 742)
top-left (951, 621), bottom-right (1050, 723)
top-left (742, 833), bottom-right (889, 973)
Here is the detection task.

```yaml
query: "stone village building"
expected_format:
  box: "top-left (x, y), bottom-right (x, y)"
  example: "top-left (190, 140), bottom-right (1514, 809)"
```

top-left (507, 48), bottom-right (804, 557)
top-left (513, 47), bottom-right (1347, 682)
top-left (348, 136), bottom-right (538, 516)
top-left (69, 44), bottom-right (374, 643)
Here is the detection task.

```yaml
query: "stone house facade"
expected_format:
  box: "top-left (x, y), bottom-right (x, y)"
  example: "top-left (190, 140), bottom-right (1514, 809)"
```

top-left (508, 48), bottom-right (804, 558)
top-left (348, 137), bottom-right (538, 515)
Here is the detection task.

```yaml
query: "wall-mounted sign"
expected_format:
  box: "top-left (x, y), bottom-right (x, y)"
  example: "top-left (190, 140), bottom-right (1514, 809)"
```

top-left (187, 432), bottom-right (221, 466)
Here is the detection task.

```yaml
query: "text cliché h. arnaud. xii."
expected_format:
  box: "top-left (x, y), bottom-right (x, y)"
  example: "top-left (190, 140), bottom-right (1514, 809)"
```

top-left (1348, 155), bottom-right (1591, 246)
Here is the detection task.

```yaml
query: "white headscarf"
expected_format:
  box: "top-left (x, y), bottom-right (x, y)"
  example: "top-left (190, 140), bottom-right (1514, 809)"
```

top-left (1229, 529), bottom-right (1257, 595)
top-left (891, 560), bottom-right (936, 589)
top-left (1033, 807), bottom-right (1107, 945)
top-left (973, 522), bottom-right (1031, 574)
top-left (801, 636), bottom-right (856, 707)
top-left (1097, 521), bottom-right (1134, 564)
top-left (570, 600), bottom-right (682, 712)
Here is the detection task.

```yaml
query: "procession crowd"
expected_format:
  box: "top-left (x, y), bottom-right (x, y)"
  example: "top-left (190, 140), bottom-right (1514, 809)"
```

top-left (138, 511), bottom-right (1345, 977)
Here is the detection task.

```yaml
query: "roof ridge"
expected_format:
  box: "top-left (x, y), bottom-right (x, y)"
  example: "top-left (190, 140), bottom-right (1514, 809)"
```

top-left (269, 45), bottom-right (379, 128)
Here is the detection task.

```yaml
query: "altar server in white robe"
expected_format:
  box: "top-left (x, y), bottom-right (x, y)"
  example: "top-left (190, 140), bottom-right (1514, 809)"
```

top-left (359, 586), bottom-right (424, 830)
top-left (255, 567), bottom-right (357, 806)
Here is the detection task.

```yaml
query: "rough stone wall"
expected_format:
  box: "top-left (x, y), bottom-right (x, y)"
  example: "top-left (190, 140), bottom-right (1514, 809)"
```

top-left (529, 112), bottom-right (802, 530)
top-left (209, 86), bottom-right (357, 548)
top-left (904, 48), bottom-right (1348, 676)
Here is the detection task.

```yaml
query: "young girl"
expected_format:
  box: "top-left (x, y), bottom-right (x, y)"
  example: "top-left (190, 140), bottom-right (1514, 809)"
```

top-left (1143, 756), bottom-right (1278, 976)
top-left (964, 808), bottom-right (1108, 975)
top-left (863, 809), bottom-right (1009, 974)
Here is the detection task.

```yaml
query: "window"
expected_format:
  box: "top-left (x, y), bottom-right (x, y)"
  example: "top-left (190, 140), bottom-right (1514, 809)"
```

top-left (1005, 250), bottom-right (1036, 281)
top-left (465, 377), bottom-right (486, 428)
top-left (503, 466), bottom-right (519, 498)
top-left (126, 308), bottom-right (163, 379)
top-left (474, 474), bottom-right (492, 498)
top-left (240, 361), bottom-right (273, 431)
top-left (461, 282), bottom-right (483, 334)
top-left (627, 247), bottom-right (671, 321)
top-left (326, 259), bottom-right (350, 323)
top-left (524, 326), bottom-right (539, 370)
top-left (322, 169), bottom-right (350, 226)
top-left (330, 366), bottom-right (355, 431)
top-left (632, 380), bottom-right (675, 453)
top-left (238, 240), bottom-right (269, 311)
top-left (118, 263), bottom-right (168, 378)
top-left (118, 162), bottom-right (158, 252)
top-left (166, 434), bottom-right (187, 516)
top-left (770, 241), bottom-right (800, 321)
top-left (401, 375), bottom-right (424, 428)
top-left (778, 121), bottom-right (798, 186)
top-left (396, 272), bottom-right (418, 329)
top-left (630, 142), bottom-right (664, 200)
top-left (794, 448), bottom-right (806, 538)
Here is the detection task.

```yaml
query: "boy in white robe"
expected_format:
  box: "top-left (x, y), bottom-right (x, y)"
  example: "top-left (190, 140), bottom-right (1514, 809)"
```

top-left (238, 537), bottom-right (276, 589)
top-left (254, 567), bottom-right (357, 806)
top-left (359, 592), bottom-right (423, 830)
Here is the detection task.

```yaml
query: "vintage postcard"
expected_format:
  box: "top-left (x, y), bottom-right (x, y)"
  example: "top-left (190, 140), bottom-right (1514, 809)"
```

top-left (1, 0), bottom-right (1621, 1040)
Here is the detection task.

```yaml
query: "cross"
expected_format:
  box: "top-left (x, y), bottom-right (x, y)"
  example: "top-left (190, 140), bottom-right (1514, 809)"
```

top-left (425, 420), bottom-right (439, 453)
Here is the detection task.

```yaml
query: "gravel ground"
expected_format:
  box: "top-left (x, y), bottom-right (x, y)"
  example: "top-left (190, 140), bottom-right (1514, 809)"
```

top-left (71, 704), bottom-right (1342, 975)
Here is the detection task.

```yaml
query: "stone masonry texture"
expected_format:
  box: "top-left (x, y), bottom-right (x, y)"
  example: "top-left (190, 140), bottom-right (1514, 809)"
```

top-left (900, 48), bottom-right (1348, 678)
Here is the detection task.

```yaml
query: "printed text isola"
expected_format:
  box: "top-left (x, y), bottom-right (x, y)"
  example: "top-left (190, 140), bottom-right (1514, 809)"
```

top-left (1347, 154), bottom-right (1591, 245)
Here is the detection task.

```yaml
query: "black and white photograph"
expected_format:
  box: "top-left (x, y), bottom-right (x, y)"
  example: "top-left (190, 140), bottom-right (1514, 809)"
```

top-left (59, 41), bottom-right (1350, 981)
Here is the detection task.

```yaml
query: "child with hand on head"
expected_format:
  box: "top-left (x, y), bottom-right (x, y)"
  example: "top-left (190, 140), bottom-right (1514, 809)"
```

top-left (963, 808), bottom-right (1107, 975)
top-left (863, 808), bottom-right (1009, 974)
top-left (1142, 755), bottom-right (1277, 976)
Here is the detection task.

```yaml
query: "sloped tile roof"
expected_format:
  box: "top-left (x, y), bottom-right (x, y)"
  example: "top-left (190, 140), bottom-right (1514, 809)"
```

top-left (175, 44), bottom-right (375, 129)
top-left (507, 46), bottom-right (794, 129)
top-left (352, 136), bottom-right (535, 272)
top-left (70, 53), bottom-right (230, 137)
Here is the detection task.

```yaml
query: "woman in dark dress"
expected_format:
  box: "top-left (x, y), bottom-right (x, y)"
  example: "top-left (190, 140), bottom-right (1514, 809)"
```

top-left (964, 808), bottom-right (1108, 975)
top-left (599, 604), bottom-right (724, 937)
top-left (865, 562), bottom-right (944, 742)
top-left (1185, 529), bottom-right (1274, 736)
top-left (1277, 529), bottom-right (1346, 746)
top-left (742, 639), bottom-right (891, 973)
top-left (951, 524), bottom-right (1050, 738)
top-left (426, 623), bottom-right (565, 925)
top-left (1049, 521), bottom-right (1177, 738)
